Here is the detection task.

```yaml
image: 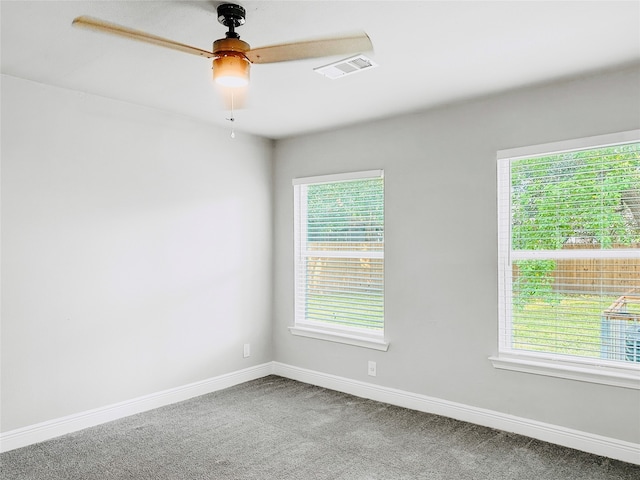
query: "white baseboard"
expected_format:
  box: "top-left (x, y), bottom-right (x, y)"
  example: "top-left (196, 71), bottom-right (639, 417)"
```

top-left (272, 362), bottom-right (640, 465)
top-left (3, 361), bottom-right (639, 465)
top-left (0, 363), bottom-right (273, 453)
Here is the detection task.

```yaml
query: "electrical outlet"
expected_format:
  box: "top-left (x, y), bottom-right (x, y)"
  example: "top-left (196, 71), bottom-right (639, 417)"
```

top-left (243, 343), bottom-right (250, 358)
top-left (368, 360), bottom-right (377, 377)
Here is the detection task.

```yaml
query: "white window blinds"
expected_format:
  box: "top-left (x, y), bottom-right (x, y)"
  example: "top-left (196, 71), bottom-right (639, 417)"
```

top-left (498, 133), bottom-right (640, 368)
top-left (293, 170), bottom-right (384, 335)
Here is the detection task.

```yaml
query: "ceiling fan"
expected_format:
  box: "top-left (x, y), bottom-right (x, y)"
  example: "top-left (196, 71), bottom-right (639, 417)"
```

top-left (72, 3), bottom-right (373, 107)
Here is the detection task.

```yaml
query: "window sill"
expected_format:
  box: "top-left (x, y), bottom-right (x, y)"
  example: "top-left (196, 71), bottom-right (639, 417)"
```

top-left (289, 326), bottom-right (389, 351)
top-left (489, 353), bottom-right (640, 390)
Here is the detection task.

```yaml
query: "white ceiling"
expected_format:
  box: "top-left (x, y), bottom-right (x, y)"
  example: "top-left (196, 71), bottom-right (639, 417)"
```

top-left (2, 1), bottom-right (639, 139)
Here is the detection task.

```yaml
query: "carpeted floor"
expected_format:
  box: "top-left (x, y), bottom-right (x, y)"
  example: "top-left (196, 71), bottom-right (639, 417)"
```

top-left (1, 375), bottom-right (638, 479)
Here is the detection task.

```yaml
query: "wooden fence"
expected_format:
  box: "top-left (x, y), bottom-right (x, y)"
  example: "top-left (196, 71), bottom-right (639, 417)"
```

top-left (305, 242), bottom-right (639, 295)
top-left (554, 244), bottom-right (639, 294)
top-left (514, 244), bottom-right (640, 295)
top-left (305, 242), bottom-right (383, 294)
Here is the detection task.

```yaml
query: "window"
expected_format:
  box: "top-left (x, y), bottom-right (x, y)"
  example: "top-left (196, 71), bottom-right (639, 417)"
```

top-left (291, 170), bottom-right (387, 351)
top-left (494, 131), bottom-right (640, 389)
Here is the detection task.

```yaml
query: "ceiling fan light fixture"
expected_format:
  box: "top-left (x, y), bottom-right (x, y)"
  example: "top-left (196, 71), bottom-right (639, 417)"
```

top-left (212, 37), bottom-right (251, 88)
top-left (213, 53), bottom-right (250, 87)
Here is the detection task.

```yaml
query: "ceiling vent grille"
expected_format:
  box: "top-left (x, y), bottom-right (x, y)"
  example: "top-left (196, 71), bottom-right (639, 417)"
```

top-left (314, 54), bottom-right (378, 80)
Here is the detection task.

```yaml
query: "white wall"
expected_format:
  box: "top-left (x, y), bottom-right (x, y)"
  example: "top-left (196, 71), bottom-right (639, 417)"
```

top-left (272, 65), bottom-right (640, 443)
top-left (1, 76), bottom-right (273, 432)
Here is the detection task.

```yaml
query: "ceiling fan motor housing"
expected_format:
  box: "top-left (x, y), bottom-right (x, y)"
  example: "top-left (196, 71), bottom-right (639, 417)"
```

top-left (217, 3), bottom-right (246, 31)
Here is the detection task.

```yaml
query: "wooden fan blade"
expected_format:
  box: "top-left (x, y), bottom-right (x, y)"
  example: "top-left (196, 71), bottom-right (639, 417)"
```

top-left (245, 32), bottom-right (372, 64)
top-left (72, 16), bottom-right (215, 59)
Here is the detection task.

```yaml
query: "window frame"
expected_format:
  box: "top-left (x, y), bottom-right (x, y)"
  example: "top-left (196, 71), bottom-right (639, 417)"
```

top-left (491, 130), bottom-right (640, 389)
top-left (290, 170), bottom-right (388, 351)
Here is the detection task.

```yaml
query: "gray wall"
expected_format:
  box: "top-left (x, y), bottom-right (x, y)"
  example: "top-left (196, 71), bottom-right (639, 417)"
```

top-left (1, 76), bottom-right (273, 431)
top-left (2, 65), bottom-right (639, 445)
top-left (272, 65), bottom-right (640, 443)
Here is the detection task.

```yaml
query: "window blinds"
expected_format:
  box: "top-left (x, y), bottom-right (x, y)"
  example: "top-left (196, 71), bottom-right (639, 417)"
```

top-left (294, 171), bottom-right (384, 333)
top-left (498, 138), bottom-right (640, 365)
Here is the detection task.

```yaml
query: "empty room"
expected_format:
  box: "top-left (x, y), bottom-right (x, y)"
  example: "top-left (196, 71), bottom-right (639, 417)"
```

top-left (1, 1), bottom-right (639, 478)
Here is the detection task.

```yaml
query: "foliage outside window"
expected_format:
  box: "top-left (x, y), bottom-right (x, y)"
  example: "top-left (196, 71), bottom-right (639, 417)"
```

top-left (497, 132), bottom-right (640, 384)
top-left (292, 171), bottom-right (385, 348)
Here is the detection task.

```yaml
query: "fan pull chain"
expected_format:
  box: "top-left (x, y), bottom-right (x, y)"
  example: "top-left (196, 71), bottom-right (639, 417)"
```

top-left (226, 91), bottom-right (236, 139)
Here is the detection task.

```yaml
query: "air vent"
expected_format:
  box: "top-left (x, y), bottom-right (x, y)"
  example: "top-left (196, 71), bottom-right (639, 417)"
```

top-left (314, 54), bottom-right (378, 79)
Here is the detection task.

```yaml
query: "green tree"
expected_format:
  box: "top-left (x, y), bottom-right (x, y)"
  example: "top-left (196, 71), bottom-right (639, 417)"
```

top-left (511, 143), bottom-right (640, 303)
top-left (306, 178), bottom-right (383, 244)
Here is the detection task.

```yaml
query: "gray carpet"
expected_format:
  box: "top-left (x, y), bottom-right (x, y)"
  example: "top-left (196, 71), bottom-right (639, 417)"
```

top-left (1, 375), bottom-right (638, 479)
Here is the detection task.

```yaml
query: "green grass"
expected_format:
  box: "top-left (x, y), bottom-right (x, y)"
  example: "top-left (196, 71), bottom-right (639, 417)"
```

top-left (512, 294), bottom-right (638, 358)
top-left (304, 291), bottom-right (639, 358)
top-left (305, 292), bottom-right (383, 331)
